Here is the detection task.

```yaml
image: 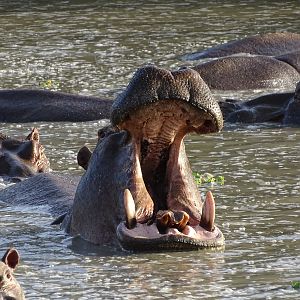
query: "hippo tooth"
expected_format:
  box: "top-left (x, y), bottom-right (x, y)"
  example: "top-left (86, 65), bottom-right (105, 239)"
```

top-left (199, 191), bottom-right (215, 232)
top-left (123, 189), bottom-right (137, 229)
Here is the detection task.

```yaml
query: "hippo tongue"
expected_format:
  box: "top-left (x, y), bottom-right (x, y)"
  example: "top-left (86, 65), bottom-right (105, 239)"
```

top-left (200, 191), bottom-right (215, 231)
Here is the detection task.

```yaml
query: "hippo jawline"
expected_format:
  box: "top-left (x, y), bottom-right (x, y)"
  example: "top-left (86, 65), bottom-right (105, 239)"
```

top-left (115, 99), bottom-right (224, 251)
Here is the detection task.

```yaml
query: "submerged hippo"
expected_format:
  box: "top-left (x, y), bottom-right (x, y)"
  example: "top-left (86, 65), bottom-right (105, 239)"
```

top-left (219, 81), bottom-right (300, 124)
top-left (0, 248), bottom-right (25, 300)
top-left (193, 55), bottom-right (300, 90)
top-left (0, 89), bottom-right (111, 123)
top-left (0, 66), bottom-right (225, 251)
top-left (0, 128), bottom-right (50, 178)
top-left (180, 32), bottom-right (300, 90)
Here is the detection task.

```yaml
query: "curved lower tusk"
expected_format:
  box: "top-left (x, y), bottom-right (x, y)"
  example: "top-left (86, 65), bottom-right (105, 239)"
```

top-left (199, 191), bottom-right (215, 231)
top-left (124, 189), bottom-right (137, 229)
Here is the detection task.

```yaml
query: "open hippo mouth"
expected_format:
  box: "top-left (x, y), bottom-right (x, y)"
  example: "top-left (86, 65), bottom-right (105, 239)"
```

top-left (111, 66), bottom-right (225, 251)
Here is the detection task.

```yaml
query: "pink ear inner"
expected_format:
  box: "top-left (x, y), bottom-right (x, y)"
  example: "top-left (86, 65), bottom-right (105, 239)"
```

top-left (2, 248), bottom-right (20, 270)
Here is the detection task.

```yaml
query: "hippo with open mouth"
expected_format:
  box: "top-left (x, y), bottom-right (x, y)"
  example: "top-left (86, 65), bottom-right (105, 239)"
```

top-left (61, 65), bottom-right (225, 251)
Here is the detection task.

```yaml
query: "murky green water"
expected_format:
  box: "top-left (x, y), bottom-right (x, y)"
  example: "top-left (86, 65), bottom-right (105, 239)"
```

top-left (0, 1), bottom-right (299, 299)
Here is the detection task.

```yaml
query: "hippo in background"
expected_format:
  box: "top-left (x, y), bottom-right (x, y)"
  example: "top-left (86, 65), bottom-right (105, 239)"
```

top-left (0, 128), bottom-right (50, 178)
top-left (181, 32), bottom-right (300, 60)
top-left (0, 66), bottom-right (225, 252)
top-left (0, 89), bottom-right (111, 123)
top-left (219, 81), bottom-right (300, 124)
top-left (180, 32), bottom-right (300, 90)
top-left (0, 248), bottom-right (25, 300)
top-left (193, 55), bottom-right (300, 90)
top-left (0, 33), bottom-right (299, 124)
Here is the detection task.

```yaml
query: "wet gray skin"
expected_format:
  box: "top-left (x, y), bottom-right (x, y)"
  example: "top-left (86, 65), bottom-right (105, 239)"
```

top-left (193, 55), bottom-right (300, 91)
top-left (0, 248), bottom-right (25, 300)
top-left (0, 89), bottom-right (111, 123)
top-left (0, 128), bottom-right (50, 178)
top-left (181, 32), bottom-right (300, 60)
top-left (63, 66), bottom-right (225, 251)
top-left (180, 32), bottom-right (300, 91)
top-left (219, 80), bottom-right (300, 124)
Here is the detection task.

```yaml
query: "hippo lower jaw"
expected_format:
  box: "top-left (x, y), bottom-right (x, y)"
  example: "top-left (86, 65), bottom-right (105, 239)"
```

top-left (117, 191), bottom-right (224, 251)
top-left (115, 99), bottom-right (224, 251)
top-left (117, 222), bottom-right (224, 251)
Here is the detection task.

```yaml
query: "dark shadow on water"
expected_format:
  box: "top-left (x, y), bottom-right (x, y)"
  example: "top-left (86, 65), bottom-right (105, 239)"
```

top-left (66, 235), bottom-right (130, 257)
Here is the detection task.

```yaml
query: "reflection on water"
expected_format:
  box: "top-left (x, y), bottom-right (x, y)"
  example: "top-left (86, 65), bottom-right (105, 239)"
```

top-left (0, 1), bottom-right (300, 299)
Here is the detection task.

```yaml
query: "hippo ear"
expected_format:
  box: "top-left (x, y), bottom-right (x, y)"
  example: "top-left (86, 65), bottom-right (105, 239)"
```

top-left (1, 248), bottom-right (20, 270)
top-left (26, 128), bottom-right (40, 143)
top-left (77, 146), bottom-right (92, 170)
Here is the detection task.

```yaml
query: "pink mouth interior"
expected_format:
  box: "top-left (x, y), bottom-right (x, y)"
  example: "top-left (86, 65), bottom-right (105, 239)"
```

top-left (118, 222), bottom-right (223, 242)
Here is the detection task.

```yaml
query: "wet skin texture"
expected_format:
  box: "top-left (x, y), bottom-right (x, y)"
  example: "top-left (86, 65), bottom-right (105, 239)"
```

top-left (193, 55), bottom-right (300, 91)
top-left (181, 32), bottom-right (300, 90)
top-left (0, 89), bottom-right (111, 122)
top-left (62, 65), bottom-right (225, 251)
top-left (0, 128), bottom-right (50, 178)
top-left (219, 80), bottom-right (300, 124)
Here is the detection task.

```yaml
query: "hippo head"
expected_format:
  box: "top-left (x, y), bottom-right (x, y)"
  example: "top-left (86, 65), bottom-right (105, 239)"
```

top-left (0, 128), bottom-right (50, 177)
top-left (67, 66), bottom-right (224, 251)
top-left (0, 248), bottom-right (25, 300)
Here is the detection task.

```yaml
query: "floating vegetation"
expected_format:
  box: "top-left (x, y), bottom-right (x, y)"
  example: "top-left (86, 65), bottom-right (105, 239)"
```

top-left (193, 172), bottom-right (225, 187)
top-left (292, 281), bottom-right (300, 289)
top-left (39, 79), bottom-right (60, 90)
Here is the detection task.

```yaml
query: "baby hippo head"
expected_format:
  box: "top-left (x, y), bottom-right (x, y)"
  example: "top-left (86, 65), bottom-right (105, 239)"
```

top-left (0, 248), bottom-right (25, 300)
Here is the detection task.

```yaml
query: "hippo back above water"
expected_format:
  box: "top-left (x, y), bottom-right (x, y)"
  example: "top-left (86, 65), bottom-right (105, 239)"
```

top-left (0, 89), bottom-right (112, 123)
top-left (181, 32), bottom-right (300, 60)
top-left (193, 55), bottom-right (300, 91)
top-left (180, 32), bottom-right (300, 91)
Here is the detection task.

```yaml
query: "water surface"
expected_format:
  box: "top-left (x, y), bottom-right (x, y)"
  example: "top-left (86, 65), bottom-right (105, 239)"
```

top-left (0, 1), bottom-right (299, 299)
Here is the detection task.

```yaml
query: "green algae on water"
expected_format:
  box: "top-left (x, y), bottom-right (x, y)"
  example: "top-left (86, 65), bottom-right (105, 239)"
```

top-left (292, 281), bottom-right (300, 289)
top-left (193, 172), bottom-right (225, 186)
